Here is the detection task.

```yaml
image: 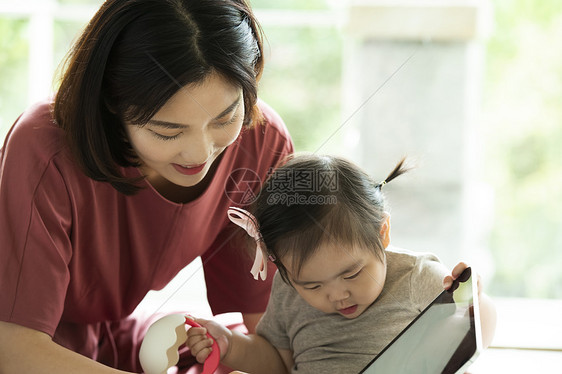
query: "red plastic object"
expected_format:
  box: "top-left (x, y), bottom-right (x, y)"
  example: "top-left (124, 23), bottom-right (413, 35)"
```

top-left (185, 316), bottom-right (221, 374)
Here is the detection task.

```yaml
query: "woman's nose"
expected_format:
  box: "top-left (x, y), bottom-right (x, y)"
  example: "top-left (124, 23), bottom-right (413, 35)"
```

top-left (180, 130), bottom-right (212, 163)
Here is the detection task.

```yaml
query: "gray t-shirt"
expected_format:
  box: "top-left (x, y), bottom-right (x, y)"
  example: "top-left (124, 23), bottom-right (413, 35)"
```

top-left (256, 247), bottom-right (448, 374)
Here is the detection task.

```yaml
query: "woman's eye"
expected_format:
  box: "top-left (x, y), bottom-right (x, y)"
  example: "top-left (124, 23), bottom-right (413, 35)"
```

top-left (150, 130), bottom-right (181, 141)
top-left (217, 113), bottom-right (239, 127)
top-left (345, 270), bottom-right (362, 280)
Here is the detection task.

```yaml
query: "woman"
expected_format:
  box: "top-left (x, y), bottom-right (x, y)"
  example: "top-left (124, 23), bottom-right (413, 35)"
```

top-left (0, 0), bottom-right (293, 373)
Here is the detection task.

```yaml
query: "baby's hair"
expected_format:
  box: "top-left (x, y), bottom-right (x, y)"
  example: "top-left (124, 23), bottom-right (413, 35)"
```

top-left (375, 158), bottom-right (409, 189)
top-left (252, 154), bottom-right (411, 284)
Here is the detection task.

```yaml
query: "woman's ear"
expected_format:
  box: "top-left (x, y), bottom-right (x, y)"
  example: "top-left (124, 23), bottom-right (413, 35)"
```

top-left (379, 213), bottom-right (391, 249)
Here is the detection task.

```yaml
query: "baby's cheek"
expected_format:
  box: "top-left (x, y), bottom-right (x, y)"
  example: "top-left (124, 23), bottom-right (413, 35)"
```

top-left (314, 299), bottom-right (334, 314)
top-left (299, 293), bottom-right (326, 313)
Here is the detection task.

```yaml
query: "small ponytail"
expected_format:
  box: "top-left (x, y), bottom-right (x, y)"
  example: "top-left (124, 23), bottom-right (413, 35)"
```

top-left (376, 157), bottom-right (412, 189)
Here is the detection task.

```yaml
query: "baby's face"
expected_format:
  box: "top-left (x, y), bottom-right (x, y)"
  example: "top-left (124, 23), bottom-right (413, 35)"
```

top-left (283, 243), bottom-right (386, 319)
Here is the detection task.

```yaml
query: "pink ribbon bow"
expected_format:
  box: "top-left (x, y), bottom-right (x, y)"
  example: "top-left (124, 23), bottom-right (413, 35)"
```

top-left (227, 207), bottom-right (268, 281)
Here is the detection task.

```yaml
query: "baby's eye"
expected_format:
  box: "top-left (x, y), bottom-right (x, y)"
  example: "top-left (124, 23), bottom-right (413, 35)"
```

top-left (303, 285), bottom-right (321, 291)
top-left (344, 270), bottom-right (362, 280)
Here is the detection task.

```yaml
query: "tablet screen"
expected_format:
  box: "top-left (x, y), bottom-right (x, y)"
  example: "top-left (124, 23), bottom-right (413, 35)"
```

top-left (359, 267), bottom-right (482, 374)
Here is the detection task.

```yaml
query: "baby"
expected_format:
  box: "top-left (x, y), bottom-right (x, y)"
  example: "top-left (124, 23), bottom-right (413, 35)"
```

top-left (187, 154), bottom-right (496, 374)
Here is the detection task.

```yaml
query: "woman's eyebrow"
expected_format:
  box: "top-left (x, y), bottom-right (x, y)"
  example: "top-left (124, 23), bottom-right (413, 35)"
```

top-left (214, 94), bottom-right (242, 119)
top-left (145, 120), bottom-right (185, 129)
top-left (146, 94), bottom-right (241, 129)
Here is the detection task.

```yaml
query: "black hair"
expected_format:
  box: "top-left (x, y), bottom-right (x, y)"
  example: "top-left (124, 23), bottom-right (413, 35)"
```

top-left (252, 154), bottom-right (410, 284)
top-left (53, 0), bottom-right (264, 194)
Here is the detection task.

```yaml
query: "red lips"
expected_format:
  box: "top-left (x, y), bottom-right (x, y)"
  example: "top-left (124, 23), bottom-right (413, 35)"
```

top-left (172, 163), bottom-right (206, 176)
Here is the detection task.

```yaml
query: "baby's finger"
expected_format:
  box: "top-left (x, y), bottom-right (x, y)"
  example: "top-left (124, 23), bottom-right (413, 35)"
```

top-left (192, 339), bottom-right (215, 363)
top-left (451, 261), bottom-right (469, 279)
top-left (443, 275), bottom-right (454, 289)
top-left (193, 317), bottom-right (212, 326)
top-left (186, 329), bottom-right (209, 349)
top-left (187, 326), bottom-right (207, 338)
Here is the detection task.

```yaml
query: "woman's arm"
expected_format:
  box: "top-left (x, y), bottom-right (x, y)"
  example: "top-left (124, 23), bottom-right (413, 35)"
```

top-left (0, 321), bottom-right (132, 374)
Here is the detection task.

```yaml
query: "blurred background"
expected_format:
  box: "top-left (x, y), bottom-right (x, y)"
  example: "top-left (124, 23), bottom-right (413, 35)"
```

top-left (1, 0), bottom-right (560, 371)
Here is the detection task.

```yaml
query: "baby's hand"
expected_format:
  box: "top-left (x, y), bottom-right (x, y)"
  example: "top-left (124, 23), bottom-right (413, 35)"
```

top-left (443, 261), bottom-right (482, 296)
top-left (186, 318), bottom-right (232, 364)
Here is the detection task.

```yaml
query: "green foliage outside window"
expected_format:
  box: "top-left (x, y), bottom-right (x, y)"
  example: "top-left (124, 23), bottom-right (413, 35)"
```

top-left (0, 19), bottom-right (28, 135)
top-left (483, 0), bottom-right (562, 298)
top-left (258, 25), bottom-right (343, 153)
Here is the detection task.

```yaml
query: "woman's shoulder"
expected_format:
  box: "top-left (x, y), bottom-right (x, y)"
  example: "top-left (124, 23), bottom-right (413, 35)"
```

top-left (3, 100), bottom-right (67, 163)
top-left (228, 100), bottom-right (294, 175)
top-left (256, 99), bottom-right (291, 140)
top-left (241, 100), bottom-right (293, 153)
top-left (1, 101), bottom-right (86, 195)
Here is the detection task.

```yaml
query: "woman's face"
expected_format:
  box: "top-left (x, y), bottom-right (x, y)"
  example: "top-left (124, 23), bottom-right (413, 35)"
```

top-left (126, 72), bottom-right (244, 188)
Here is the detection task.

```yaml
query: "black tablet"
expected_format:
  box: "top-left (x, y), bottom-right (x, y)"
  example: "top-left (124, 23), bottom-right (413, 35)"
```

top-left (358, 267), bottom-right (482, 374)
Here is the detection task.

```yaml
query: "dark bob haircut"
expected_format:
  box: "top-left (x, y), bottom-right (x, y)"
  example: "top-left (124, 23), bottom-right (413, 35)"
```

top-left (252, 154), bottom-right (409, 285)
top-left (53, 0), bottom-right (264, 194)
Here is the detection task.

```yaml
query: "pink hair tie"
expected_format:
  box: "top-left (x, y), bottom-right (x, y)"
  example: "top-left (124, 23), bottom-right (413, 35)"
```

top-left (227, 206), bottom-right (269, 281)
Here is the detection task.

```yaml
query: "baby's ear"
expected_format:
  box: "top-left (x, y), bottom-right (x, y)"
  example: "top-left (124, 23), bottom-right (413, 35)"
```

top-left (379, 213), bottom-right (391, 249)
